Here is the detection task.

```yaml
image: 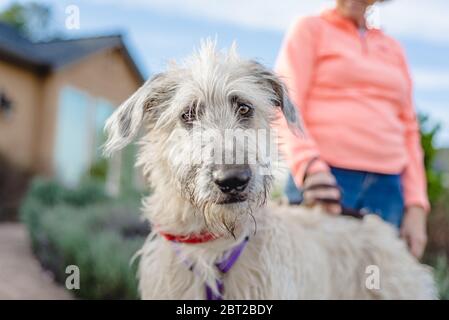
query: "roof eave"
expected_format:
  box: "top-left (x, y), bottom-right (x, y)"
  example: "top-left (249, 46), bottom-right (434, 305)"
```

top-left (118, 44), bottom-right (146, 84)
top-left (0, 48), bottom-right (50, 75)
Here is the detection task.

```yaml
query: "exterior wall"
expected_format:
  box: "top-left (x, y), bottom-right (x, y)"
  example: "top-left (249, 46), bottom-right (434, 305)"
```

top-left (0, 60), bottom-right (42, 171)
top-left (36, 47), bottom-right (143, 175)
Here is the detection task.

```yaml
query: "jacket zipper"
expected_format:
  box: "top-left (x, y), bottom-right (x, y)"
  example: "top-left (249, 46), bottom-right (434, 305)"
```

top-left (359, 29), bottom-right (369, 55)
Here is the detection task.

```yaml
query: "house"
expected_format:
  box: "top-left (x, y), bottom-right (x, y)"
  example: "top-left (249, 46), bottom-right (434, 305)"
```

top-left (0, 22), bottom-right (145, 189)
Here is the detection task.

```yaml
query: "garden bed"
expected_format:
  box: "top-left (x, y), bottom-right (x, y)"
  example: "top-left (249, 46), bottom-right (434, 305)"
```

top-left (20, 179), bottom-right (149, 299)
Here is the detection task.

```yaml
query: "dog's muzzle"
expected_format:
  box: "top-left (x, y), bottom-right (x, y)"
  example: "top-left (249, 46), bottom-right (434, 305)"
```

top-left (212, 164), bottom-right (251, 202)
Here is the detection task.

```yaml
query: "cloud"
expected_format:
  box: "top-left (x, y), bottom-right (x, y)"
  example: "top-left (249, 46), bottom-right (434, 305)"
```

top-left (412, 68), bottom-right (449, 92)
top-left (4, 0), bottom-right (449, 44)
top-left (89, 0), bottom-right (449, 44)
top-left (90, 0), bottom-right (331, 31)
top-left (380, 0), bottom-right (449, 43)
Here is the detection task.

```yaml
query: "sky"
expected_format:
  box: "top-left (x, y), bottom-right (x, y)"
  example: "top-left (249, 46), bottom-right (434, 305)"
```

top-left (1, 0), bottom-right (449, 146)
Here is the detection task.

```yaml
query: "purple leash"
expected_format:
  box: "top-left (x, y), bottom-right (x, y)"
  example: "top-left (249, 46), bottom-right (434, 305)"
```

top-left (205, 236), bottom-right (249, 300)
top-left (206, 237), bottom-right (249, 300)
top-left (170, 235), bottom-right (249, 300)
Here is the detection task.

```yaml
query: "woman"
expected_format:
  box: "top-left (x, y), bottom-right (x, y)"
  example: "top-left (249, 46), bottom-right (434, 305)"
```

top-left (276, 0), bottom-right (429, 258)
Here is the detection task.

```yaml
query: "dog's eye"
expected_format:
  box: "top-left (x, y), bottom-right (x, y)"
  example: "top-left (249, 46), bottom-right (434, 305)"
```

top-left (181, 110), bottom-right (196, 124)
top-left (237, 103), bottom-right (253, 116)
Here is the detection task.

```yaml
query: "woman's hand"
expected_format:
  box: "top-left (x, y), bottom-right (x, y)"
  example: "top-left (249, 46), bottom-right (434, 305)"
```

top-left (303, 171), bottom-right (342, 215)
top-left (400, 206), bottom-right (428, 259)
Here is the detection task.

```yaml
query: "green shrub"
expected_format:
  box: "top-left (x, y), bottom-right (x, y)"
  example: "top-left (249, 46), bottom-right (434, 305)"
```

top-left (88, 158), bottom-right (109, 182)
top-left (419, 114), bottom-right (444, 205)
top-left (426, 255), bottom-right (449, 300)
top-left (20, 179), bottom-right (148, 299)
top-left (25, 178), bottom-right (109, 207)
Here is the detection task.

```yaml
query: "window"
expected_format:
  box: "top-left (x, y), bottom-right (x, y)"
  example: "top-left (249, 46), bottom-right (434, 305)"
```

top-left (54, 87), bottom-right (114, 187)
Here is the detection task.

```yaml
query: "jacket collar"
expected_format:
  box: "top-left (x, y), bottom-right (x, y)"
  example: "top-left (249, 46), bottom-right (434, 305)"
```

top-left (321, 8), bottom-right (380, 34)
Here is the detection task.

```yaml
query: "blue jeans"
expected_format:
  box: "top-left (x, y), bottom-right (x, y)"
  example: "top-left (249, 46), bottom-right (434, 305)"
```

top-left (285, 167), bottom-right (405, 228)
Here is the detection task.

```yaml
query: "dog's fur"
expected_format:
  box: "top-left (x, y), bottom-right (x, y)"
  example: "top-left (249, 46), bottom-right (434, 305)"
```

top-left (104, 41), bottom-right (437, 299)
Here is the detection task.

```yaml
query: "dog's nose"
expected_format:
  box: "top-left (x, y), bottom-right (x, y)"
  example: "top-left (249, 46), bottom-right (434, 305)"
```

top-left (213, 165), bottom-right (251, 194)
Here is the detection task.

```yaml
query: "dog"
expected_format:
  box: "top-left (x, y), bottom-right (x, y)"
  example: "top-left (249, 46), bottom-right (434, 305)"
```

top-left (104, 41), bottom-right (437, 299)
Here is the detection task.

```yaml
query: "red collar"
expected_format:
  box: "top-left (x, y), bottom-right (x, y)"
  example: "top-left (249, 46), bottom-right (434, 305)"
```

top-left (159, 230), bottom-right (219, 244)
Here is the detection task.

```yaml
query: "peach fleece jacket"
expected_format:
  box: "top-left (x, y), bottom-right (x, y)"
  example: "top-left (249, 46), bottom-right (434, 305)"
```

top-left (275, 9), bottom-right (429, 212)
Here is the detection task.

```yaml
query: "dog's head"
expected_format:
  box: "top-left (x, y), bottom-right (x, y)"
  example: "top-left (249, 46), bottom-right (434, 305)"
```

top-left (104, 41), bottom-right (300, 235)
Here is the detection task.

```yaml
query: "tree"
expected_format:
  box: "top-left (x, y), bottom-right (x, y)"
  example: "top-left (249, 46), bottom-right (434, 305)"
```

top-left (419, 113), bottom-right (444, 205)
top-left (0, 2), bottom-right (52, 40)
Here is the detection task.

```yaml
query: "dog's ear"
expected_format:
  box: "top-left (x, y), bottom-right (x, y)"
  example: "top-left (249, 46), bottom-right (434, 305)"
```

top-left (103, 73), bottom-right (176, 156)
top-left (249, 61), bottom-right (302, 135)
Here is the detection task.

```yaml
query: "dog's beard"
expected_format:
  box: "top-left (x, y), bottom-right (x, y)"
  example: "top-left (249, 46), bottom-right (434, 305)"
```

top-left (181, 172), bottom-right (272, 238)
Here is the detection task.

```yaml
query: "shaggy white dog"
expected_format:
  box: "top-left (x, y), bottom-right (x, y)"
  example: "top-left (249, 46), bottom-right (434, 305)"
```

top-left (104, 41), bottom-right (437, 300)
